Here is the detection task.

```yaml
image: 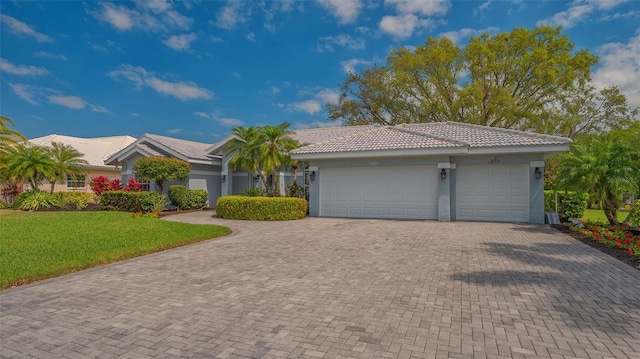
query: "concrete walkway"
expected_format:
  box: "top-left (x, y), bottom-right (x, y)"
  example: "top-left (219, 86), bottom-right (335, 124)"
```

top-left (1, 212), bottom-right (639, 359)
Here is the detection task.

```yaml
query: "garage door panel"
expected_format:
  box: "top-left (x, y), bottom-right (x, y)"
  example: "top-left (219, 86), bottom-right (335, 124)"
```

top-left (457, 165), bottom-right (529, 222)
top-left (321, 166), bottom-right (437, 220)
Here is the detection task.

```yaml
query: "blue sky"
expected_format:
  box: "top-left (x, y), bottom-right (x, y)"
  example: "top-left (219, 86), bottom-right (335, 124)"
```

top-left (1, 0), bottom-right (639, 143)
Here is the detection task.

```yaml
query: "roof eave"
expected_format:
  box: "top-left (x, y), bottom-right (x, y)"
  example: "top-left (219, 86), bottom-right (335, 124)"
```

top-left (206, 134), bottom-right (242, 155)
top-left (467, 144), bottom-right (572, 155)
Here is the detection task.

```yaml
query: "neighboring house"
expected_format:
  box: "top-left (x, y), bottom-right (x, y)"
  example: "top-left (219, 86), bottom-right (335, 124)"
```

top-left (104, 134), bottom-right (222, 206)
top-left (108, 123), bottom-right (572, 223)
top-left (27, 134), bottom-right (136, 192)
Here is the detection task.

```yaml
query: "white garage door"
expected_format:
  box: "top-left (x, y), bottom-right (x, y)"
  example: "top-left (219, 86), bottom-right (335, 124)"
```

top-left (456, 164), bottom-right (529, 222)
top-left (320, 166), bottom-right (438, 220)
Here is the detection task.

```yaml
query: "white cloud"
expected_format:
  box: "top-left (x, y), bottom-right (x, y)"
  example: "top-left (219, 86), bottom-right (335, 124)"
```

top-left (0, 58), bottom-right (48, 76)
top-left (89, 104), bottom-right (110, 113)
top-left (379, 14), bottom-right (438, 40)
top-left (384, 0), bottom-right (450, 16)
top-left (194, 111), bottom-right (244, 127)
top-left (317, 34), bottom-right (365, 52)
top-left (162, 33), bottom-right (197, 51)
top-left (0, 14), bottom-right (53, 43)
top-left (210, 36), bottom-right (224, 43)
top-left (245, 32), bottom-right (256, 41)
top-left (48, 96), bottom-right (85, 109)
top-left (593, 32), bottom-right (640, 109)
top-left (34, 51), bottom-right (67, 61)
top-left (129, 112), bottom-right (141, 117)
top-left (316, 0), bottom-right (363, 24)
top-left (340, 58), bottom-right (373, 73)
top-left (167, 128), bottom-right (182, 134)
top-left (8, 83), bottom-right (40, 104)
top-left (537, 0), bottom-right (629, 29)
top-left (439, 27), bottom-right (500, 44)
top-left (108, 64), bottom-right (213, 101)
top-left (289, 100), bottom-right (322, 114)
top-left (315, 88), bottom-right (340, 104)
top-left (215, 1), bottom-right (248, 29)
top-left (91, 2), bottom-right (192, 33)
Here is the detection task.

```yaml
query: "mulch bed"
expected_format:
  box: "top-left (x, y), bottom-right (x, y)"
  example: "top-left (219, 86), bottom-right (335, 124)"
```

top-left (552, 224), bottom-right (640, 271)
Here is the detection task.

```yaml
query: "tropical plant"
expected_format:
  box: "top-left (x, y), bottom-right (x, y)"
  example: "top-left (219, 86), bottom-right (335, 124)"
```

top-left (134, 156), bottom-right (190, 193)
top-left (557, 130), bottom-right (640, 225)
top-left (123, 178), bottom-right (142, 191)
top-left (0, 116), bottom-right (26, 154)
top-left (227, 126), bottom-right (262, 182)
top-left (1, 144), bottom-right (55, 191)
top-left (258, 123), bottom-right (299, 193)
top-left (90, 176), bottom-right (122, 195)
top-left (14, 190), bottom-right (59, 211)
top-left (46, 142), bottom-right (88, 193)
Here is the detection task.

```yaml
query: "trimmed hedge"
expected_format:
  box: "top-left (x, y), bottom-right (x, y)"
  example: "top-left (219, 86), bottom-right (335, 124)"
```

top-left (100, 191), bottom-right (165, 212)
top-left (216, 195), bottom-right (307, 220)
top-left (544, 190), bottom-right (588, 220)
top-left (167, 185), bottom-right (208, 210)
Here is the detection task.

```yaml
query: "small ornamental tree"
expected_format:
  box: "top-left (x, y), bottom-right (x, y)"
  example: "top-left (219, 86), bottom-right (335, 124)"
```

top-left (134, 157), bottom-right (190, 193)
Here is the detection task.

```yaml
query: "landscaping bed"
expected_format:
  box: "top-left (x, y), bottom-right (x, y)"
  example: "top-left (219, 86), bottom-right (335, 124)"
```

top-left (552, 223), bottom-right (640, 271)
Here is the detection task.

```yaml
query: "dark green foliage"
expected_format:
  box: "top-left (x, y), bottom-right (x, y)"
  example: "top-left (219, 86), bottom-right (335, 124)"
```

top-left (216, 195), bottom-right (307, 220)
top-left (243, 187), bottom-right (265, 197)
top-left (287, 183), bottom-right (306, 198)
top-left (100, 191), bottom-right (164, 212)
top-left (626, 200), bottom-right (640, 227)
top-left (183, 190), bottom-right (208, 209)
top-left (134, 156), bottom-right (190, 193)
top-left (168, 185), bottom-right (188, 208)
top-left (544, 190), bottom-right (588, 220)
top-left (14, 190), bottom-right (59, 211)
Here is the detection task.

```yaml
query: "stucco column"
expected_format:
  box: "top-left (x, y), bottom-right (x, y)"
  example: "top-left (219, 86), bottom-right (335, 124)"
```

top-left (437, 163), bottom-right (455, 222)
top-left (530, 161), bottom-right (545, 224)
top-left (221, 156), bottom-right (233, 196)
top-left (308, 166), bottom-right (319, 217)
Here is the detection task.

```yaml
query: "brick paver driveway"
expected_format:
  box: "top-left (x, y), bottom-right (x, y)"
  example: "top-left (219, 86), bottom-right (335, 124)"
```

top-left (2, 213), bottom-right (639, 359)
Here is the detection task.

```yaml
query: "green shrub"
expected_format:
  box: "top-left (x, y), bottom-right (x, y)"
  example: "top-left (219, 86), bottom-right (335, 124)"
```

top-left (216, 196), bottom-right (307, 220)
top-left (168, 185), bottom-right (188, 208)
top-left (100, 191), bottom-right (165, 212)
top-left (56, 192), bottom-right (96, 210)
top-left (287, 183), bottom-right (306, 198)
top-left (0, 201), bottom-right (12, 209)
top-left (244, 188), bottom-right (265, 197)
top-left (14, 190), bottom-right (59, 211)
top-left (544, 190), bottom-right (588, 220)
top-left (183, 190), bottom-right (208, 209)
top-left (626, 199), bottom-right (640, 227)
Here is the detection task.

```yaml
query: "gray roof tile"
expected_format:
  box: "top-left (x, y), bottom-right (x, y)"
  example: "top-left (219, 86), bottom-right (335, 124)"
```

top-left (144, 134), bottom-right (220, 161)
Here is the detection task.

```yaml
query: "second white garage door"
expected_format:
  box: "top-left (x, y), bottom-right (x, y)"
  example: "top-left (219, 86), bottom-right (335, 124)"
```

top-left (320, 166), bottom-right (438, 220)
top-left (456, 164), bottom-right (530, 222)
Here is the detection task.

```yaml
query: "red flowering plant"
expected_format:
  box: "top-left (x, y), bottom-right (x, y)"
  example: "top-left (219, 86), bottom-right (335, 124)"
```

top-left (90, 176), bottom-right (122, 195)
top-left (573, 221), bottom-right (640, 256)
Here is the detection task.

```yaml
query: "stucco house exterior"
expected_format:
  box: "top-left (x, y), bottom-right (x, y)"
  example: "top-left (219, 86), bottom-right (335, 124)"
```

top-left (107, 123), bottom-right (572, 223)
top-left (26, 134), bottom-right (136, 192)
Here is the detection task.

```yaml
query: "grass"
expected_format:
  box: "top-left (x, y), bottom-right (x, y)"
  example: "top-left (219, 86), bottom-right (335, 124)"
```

top-left (0, 210), bottom-right (231, 289)
top-left (580, 209), bottom-right (629, 223)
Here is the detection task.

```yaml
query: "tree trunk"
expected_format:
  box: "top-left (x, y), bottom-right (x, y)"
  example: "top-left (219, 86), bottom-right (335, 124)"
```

top-left (50, 181), bottom-right (55, 194)
top-left (602, 190), bottom-right (619, 226)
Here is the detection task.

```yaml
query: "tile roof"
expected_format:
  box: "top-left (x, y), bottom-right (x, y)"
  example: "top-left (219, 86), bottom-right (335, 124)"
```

top-left (289, 126), bottom-right (378, 146)
top-left (290, 122), bottom-right (571, 155)
top-left (291, 127), bottom-right (465, 154)
top-left (28, 134), bottom-right (136, 168)
top-left (144, 134), bottom-right (220, 162)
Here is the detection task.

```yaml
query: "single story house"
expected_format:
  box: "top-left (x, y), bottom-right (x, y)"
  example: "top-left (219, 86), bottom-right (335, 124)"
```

top-left (27, 134), bottom-right (136, 192)
top-left (106, 122), bottom-right (572, 223)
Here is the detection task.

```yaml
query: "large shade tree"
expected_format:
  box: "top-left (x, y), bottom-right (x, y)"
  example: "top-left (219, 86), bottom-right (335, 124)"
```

top-left (47, 142), bottom-right (88, 193)
top-left (556, 124), bottom-right (640, 225)
top-left (327, 26), bottom-right (604, 137)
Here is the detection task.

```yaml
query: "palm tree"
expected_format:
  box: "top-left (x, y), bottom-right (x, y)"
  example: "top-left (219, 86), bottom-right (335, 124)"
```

top-left (557, 131), bottom-right (640, 225)
top-left (258, 122), bottom-right (299, 194)
top-left (227, 126), bottom-right (262, 184)
top-left (47, 142), bottom-right (88, 193)
top-left (1, 144), bottom-right (56, 191)
top-left (0, 116), bottom-right (27, 154)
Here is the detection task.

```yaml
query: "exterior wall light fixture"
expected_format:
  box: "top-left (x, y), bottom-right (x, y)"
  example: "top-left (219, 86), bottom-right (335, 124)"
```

top-left (310, 171), bottom-right (316, 181)
top-left (221, 174), bottom-right (226, 182)
top-left (534, 167), bottom-right (542, 179)
top-left (440, 168), bottom-right (447, 180)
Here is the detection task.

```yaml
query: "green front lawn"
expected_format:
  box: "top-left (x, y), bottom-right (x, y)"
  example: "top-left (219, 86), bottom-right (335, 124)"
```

top-left (580, 209), bottom-right (629, 223)
top-left (0, 210), bottom-right (230, 289)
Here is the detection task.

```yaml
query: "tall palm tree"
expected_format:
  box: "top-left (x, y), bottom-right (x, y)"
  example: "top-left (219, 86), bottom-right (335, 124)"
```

top-left (227, 126), bottom-right (262, 183)
top-left (259, 122), bottom-right (299, 193)
top-left (557, 131), bottom-right (640, 225)
top-left (2, 144), bottom-right (56, 191)
top-left (47, 142), bottom-right (88, 193)
top-left (0, 116), bottom-right (27, 154)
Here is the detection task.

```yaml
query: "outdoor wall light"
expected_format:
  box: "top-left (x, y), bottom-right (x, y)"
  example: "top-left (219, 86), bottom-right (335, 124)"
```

top-left (310, 171), bottom-right (316, 181)
top-left (221, 174), bottom-right (226, 182)
top-left (534, 167), bottom-right (542, 179)
top-left (440, 168), bottom-right (447, 180)
top-left (254, 174), bottom-right (260, 181)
